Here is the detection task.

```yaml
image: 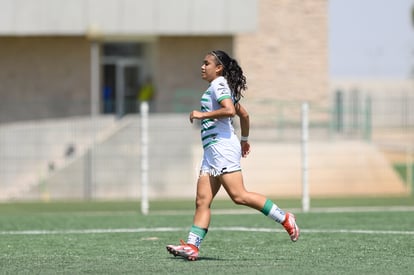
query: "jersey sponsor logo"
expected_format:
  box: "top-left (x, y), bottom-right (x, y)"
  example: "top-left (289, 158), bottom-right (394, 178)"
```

top-left (218, 88), bottom-right (230, 97)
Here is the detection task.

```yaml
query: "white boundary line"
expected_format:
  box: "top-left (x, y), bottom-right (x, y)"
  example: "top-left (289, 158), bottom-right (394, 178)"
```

top-left (1, 227), bottom-right (413, 236)
top-left (1, 206), bottom-right (413, 236)
top-left (152, 206), bottom-right (414, 216)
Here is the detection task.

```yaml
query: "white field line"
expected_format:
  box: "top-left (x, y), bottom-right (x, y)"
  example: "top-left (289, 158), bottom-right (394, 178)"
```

top-left (1, 206), bottom-right (413, 236)
top-left (1, 227), bottom-right (414, 236)
top-left (153, 206), bottom-right (414, 216)
top-left (10, 206), bottom-right (414, 217)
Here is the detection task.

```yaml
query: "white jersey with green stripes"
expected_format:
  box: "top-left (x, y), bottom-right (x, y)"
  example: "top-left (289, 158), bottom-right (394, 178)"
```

top-left (200, 76), bottom-right (235, 149)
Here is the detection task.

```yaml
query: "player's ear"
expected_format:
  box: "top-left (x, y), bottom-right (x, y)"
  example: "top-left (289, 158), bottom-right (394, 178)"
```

top-left (215, 64), bottom-right (224, 75)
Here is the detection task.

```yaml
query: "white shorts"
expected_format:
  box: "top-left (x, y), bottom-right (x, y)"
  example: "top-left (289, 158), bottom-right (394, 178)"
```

top-left (200, 134), bottom-right (241, 177)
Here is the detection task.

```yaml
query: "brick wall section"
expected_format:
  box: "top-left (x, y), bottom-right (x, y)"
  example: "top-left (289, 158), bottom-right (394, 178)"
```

top-left (235, 0), bottom-right (329, 121)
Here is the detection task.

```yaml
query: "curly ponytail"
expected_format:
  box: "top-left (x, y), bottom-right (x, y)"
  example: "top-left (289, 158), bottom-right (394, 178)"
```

top-left (210, 50), bottom-right (247, 103)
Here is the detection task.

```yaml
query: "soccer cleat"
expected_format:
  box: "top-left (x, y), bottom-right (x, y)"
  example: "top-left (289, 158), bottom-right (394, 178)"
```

top-left (282, 212), bottom-right (300, 242)
top-left (166, 240), bottom-right (199, 261)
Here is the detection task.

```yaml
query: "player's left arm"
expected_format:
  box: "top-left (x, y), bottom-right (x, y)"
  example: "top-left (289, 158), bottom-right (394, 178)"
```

top-left (235, 103), bottom-right (250, 158)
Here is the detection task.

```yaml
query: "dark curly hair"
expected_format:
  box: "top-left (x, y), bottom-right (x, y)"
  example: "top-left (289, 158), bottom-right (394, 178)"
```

top-left (210, 50), bottom-right (247, 103)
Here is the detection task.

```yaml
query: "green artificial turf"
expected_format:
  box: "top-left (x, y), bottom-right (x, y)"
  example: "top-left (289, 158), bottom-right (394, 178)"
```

top-left (0, 197), bottom-right (413, 274)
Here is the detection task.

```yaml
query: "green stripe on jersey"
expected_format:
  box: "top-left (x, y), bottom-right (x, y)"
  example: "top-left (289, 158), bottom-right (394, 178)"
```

top-left (201, 125), bottom-right (216, 133)
top-left (202, 119), bottom-right (214, 124)
top-left (217, 95), bottom-right (231, 102)
top-left (203, 140), bottom-right (218, 148)
top-left (202, 133), bottom-right (216, 141)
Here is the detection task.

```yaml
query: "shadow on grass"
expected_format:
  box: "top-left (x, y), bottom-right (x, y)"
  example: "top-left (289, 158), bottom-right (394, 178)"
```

top-left (167, 255), bottom-right (223, 261)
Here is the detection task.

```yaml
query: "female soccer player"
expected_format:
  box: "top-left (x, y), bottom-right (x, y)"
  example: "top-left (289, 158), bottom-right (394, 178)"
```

top-left (166, 50), bottom-right (299, 261)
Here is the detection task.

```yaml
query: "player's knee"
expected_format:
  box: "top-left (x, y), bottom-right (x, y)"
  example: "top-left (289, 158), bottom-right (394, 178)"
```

top-left (230, 194), bottom-right (248, 206)
top-left (195, 194), bottom-right (213, 209)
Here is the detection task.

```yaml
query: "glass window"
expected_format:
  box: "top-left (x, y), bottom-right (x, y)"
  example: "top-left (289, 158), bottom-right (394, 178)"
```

top-left (103, 43), bottom-right (143, 57)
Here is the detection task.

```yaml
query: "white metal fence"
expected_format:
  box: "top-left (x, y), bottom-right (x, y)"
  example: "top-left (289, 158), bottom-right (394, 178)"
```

top-left (0, 98), bottom-right (412, 203)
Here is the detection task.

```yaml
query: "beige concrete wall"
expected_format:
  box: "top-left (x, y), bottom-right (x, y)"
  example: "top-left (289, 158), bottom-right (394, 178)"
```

top-left (0, 37), bottom-right (90, 123)
top-left (0, 36), bottom-right (234, 120)
top-left (235, 0), bottom-right (329, 120)
top-left (0, 0), bottom-right (256, 35)
top-left (0, 0), bottom-right (329, 121)
top-left (155, 36), bottom-right (233, 112)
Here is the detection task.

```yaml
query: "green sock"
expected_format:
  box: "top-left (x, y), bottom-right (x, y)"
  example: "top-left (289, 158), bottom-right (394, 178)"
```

top-left (261, 199), bottom-right (286, 224)
top-left (187, 225), bottom-right (208, 248)
top-left (261, 199), bottom-right (274, 216)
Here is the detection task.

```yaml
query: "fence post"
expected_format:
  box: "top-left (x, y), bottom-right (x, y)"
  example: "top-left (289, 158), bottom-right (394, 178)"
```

top-left (363, 95), bottom-right (372, 141)
top-left (87, 40), bottom-right (99, 200)
top-left (301, 102), bottom-right (310, 213)
top-left (277, 102), bottom-right (285, 140)
top-left (407, 145), bottom-right (413, 196)
top-left (333, 90), bottom-right (344, 133)
top-left (351, 89), bottom-right (360, 134)
top-left (84, 149), bottom-right (93, 200)
top-left (140, 101), bottom-right (149, 215)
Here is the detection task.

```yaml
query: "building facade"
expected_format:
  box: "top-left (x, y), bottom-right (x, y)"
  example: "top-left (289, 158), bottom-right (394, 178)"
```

top-left (0, 0), bottom-right (328, 123)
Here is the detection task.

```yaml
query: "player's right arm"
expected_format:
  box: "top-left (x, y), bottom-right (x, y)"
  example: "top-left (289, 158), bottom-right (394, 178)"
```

top-left (189, 98), bottom-right (235, 123)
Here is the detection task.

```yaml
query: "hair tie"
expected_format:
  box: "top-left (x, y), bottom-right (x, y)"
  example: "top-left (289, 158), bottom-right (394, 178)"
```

top-left (211, 51), bottom-right (224, 67)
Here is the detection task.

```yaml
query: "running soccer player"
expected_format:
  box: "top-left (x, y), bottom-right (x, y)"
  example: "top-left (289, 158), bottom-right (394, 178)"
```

top-left (166, 50), bottom-right (299, 261)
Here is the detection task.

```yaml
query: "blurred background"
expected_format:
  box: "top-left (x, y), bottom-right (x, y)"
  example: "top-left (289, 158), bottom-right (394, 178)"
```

top-left (0, 0), bottom-right (412, 201)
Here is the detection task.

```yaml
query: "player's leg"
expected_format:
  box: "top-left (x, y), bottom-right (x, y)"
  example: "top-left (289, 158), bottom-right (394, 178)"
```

top-left (219, 172), bottom-right (299, 242)
top-left (193, 173), bottom-right (221, 228)
top-left (166, 174), bottom-right (221, 260)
